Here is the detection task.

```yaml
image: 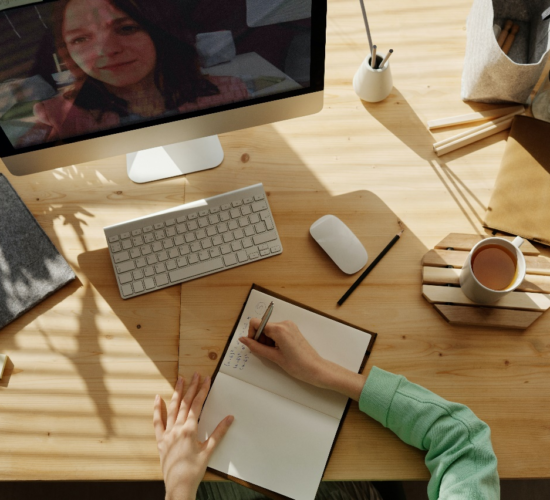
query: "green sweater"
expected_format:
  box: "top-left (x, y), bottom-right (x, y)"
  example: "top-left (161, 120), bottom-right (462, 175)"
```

top-left (359, 367), bottom-right (499, 500)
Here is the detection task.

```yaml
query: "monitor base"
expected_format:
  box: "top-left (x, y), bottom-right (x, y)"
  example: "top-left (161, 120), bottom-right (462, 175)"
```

top-left (126, 135), bottom-right (224, 183)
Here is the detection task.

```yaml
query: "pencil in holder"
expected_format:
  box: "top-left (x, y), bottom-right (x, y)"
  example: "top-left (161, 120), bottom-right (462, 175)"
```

top-left (353, 54), bottom-right (393, 103)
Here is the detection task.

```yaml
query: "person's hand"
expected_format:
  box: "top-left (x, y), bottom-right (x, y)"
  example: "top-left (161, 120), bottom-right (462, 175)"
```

top-left (153, 374), bottom-right (234, 500)
top-left (240, 319), bottom-right (329, 388)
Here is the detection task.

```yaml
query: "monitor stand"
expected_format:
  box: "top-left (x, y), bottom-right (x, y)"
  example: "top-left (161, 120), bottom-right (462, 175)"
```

top-left (126, 135), bottom-right (224, 183)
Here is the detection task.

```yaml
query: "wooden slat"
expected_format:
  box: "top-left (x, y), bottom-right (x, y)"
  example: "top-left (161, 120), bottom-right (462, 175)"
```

top-left (434, 304), bottom-right (542, 330)
top-left (422, 249), bottom-right (550, 275)
top-left (422, 267), bottom-right (550, 293)
top-left (427, 105), bottom-right (525, 129)
top-left (434, 233), bottom-right (539, 255)
top-left (422, 285), bottom-right (550, 311)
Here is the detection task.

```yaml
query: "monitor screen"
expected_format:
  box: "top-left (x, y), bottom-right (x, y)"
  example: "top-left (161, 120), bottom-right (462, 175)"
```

top-left (0, 0), bottom-right (323, 158)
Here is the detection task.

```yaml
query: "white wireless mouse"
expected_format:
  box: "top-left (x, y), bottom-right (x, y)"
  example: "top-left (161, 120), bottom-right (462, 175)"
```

top-left (309, 215), bottom-right (368, 274)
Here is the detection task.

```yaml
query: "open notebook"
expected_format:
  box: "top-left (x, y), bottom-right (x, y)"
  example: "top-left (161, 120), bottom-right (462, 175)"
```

top-left (198, 285), bottom-right (376, 500)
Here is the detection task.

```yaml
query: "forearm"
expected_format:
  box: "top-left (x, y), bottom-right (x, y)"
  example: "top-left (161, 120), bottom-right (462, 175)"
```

top-left (315, 358), bottom-right (367, 401)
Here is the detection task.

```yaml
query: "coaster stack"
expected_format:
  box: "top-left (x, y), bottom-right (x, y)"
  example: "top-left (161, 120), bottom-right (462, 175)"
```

top-left (422, 233), bottom-right (550, 329)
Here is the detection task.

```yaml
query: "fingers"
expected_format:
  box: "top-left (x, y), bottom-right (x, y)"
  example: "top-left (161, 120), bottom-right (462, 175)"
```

top-left (248, 317), bottom-right (261, 338)
top-left (187, 376), bottom-right (211, 424)
top-left (206, 415), bottom-right (234, 456)
top-left (239, 336), bottom-right (281, 364)
top-left (166, 376), bottom-right (184, 431)
top-left (152, 394), bottom-right (165, 443)
top-left (176, 372), bottom-right (200, 425)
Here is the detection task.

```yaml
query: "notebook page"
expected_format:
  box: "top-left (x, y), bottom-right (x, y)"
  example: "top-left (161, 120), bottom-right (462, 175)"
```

top-left (219, 289), bottom-right (372, 419)
top-left (198, 372), bottom-right (339, 500)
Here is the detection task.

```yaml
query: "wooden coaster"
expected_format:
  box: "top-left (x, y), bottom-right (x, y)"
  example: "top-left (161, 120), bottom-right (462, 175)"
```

top-left (422, 234), bottom-right (550, 329)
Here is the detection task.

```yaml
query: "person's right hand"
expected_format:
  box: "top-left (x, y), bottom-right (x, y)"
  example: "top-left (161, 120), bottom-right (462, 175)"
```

top-left (239, 319), bottom-right (329, 388)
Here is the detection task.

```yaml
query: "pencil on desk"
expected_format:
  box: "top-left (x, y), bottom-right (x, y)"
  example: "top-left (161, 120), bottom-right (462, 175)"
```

top-left (337, 226), bottom-right (404, 306)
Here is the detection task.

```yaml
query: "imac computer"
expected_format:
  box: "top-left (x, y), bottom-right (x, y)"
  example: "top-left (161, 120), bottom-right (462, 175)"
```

top-left (0, 0), bottom-right (326, 183)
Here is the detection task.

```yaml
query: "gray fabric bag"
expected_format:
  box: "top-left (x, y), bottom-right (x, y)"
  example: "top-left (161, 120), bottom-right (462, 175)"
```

top-left (462, 0), bottom-right (550, 104)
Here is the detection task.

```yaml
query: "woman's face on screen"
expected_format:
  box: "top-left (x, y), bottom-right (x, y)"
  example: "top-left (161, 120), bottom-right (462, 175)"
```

top-left (62, 0), bottom-right (157, 89)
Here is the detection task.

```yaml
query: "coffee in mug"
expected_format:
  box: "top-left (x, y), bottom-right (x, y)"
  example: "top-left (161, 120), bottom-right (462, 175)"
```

top-left (459, 236), bottom-right (525, 304)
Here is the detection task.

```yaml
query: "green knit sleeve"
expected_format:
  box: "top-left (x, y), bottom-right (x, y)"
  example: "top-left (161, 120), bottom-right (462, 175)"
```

top-left (359, 367), bottom-right (499, 500)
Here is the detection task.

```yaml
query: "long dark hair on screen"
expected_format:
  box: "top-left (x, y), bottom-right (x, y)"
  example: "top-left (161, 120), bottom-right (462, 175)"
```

top-left (52, 0), bottom-right (219, 118)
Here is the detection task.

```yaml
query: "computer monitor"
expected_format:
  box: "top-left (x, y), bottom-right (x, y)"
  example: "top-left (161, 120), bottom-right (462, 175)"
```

top-left (0, 0), bottom-right (326, 183)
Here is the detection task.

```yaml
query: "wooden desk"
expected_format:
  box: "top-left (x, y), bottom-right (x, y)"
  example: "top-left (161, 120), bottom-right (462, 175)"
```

top-left (2, 0), bottom-right (550, 483)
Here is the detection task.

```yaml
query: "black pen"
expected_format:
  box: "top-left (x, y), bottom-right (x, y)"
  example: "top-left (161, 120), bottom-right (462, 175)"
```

top-left (254, 302), bottom-right (274, 340)
top-left (337, 228), bottom-right (404, 306)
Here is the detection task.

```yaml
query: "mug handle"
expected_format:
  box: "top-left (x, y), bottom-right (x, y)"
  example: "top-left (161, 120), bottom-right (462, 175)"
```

top-left (512, 236), bottom-right (524, 248)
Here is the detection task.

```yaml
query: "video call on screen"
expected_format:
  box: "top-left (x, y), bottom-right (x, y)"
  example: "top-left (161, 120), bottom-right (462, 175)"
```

top-left (0, 0), bottom-right (312, 149)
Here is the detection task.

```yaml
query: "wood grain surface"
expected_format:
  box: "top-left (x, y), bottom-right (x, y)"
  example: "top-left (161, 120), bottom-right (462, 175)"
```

top-left (2, 0), bottom-right (550, 484)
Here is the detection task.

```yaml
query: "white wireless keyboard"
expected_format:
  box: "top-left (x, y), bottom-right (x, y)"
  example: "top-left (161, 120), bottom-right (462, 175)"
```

top-left (104, 184), bottom-right (282, 299)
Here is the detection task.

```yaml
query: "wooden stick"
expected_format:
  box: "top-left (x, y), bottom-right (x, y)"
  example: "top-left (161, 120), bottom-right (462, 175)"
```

top-left (427, 104), bottom-right (524, 130)
top-left (379, 49), bottom-right (393, 68)
top-left (502, 24), bottom-right (519, 55)
top-left (434, 117), bottom-right (515, 156)
top-left (433, 108), bottom-right (525, 148)
top-left (371, 45), bottom-right (377, 68)
top-left (497, 20), bottom-right (513, 47)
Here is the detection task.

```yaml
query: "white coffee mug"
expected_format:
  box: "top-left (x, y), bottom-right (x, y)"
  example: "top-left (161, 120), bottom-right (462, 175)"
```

top-left (459, 236), bottom-right (525, 305)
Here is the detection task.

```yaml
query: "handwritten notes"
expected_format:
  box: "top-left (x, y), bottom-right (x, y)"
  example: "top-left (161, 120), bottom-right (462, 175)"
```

top-left (0, 0), bottom-right (42, 11)
top-left (222, 315), bottom-right (251, 370)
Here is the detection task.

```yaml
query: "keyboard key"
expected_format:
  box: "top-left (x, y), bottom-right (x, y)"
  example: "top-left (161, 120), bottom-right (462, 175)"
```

top-left (237, 250), bottom-right (248, 262)
top-left (241, 205), bottom-right (252, 216)
top-left (209, 247), bottom-right (221, 258)
top-left (259, 243), bottom-right (269, 251)
top-left (177, 257), bottom-right (187, 267)
top-left (119, 272), bottom-right (133, 284)
top-left (144, 233), bottom-right (154, 243)
top-left (228, 220), bottom-right (238, 230)
top-left (155, 230), bottom-right (165, 240)
top-left (143, 225), bottom-right (153, 233)
top-left (156, 274), bottom-right (169, 286)
top-left (243, 197), bottom-right (254, 204)
top-left (116, 261), bottom-right (135, 273)
top-left (121, 284), bottom-right (133, 297)
top-left (223, 232), bottom-right (234, 243)
top-left (271, 245), bottom-right (281, 253)
top-left (220, 244), bottom-right (231, 255)
top-left (163, 239), bottom-right (174, 249)
top-left (154, 222), bottom-right (164, 229)
top-left (217, 222), bottom-right (228, 233)
top-left (179, 244), bottom-right (190, 255)
top-left (120, 232), bottom-right (131, 239)
top-left (201, 239), bottom-right (212, 249)
top-left (265, 217), bottom-right (274, 230)
top-left (113, 251), bottom-right (130, 263)
top-left (152, 242), bottom-right (163, 252)
top-left (199, 251), bottom-right (210, 261)
top-left (133, 280), bottom-right (144, 293)
top-left (260, 249), bottom-right (270, 256)
top-left (253, 232), bottom-right (278, 245)
top-left (108, 235), bottom-right (119, 243)
top-left (144, 266), bottom-right (155, 277)
top-left (210, 206), bottom-right (220, 213)
top-left (206, 226), bottom-right (217, 237)
top-left (176, 215), bottom-right (187, 223)
top-left (230, 208), bottom-right (240, 218)
top-left (133, 269), bottom-right (144, 280)
top-left (196, 229), bottom-right (206, 239)
top-left (147, 255), bottom-right (158, 265)
top-left (208, 214), bottom-right (219, 224)
top-left (185, 233), bottom-right (196, 243)
top-left (260, 210), bottom-right (271, 221)
top-left (242, 238), bottom-right (253, 248)
top-left (221, 203), bottom-right (231, 210)
top-left (158, 251), bottom-right (169, 262)
top-left (212, 235), bottom-right (223, 246)
top-left (174, 235), bottom-right (185, 246)
top-left (254, 193), bottom-right (265, 201)
top-left (169, 248), bottom-right (179, 259)
top-left (231, 241), bottom-right (242, 251)
top-left (252, 201), bottom-right (267, 212)
top-left (232, 200), bottom-right (242, 207)
top-left (239, 217), bottom-right (250, 227)
top-left (122, 240), bottom-right (133, 250)
top-left (244, 226), bottom-right (255, 237)
top-left (141, 245), bottom-right (152, 255)
top-left (249, 213), bottom-right (260, 224)
top-left (155, 263), bottom-right (166, 273)
top-left (198, 217), bottom-right (209, 228)
top-left (255, 221), bottom-right (266, 233)
top-left (176, 224), bottom-right (187, 234)
top-left (234, 228), bottom-right (244, 240)
top-left (132, 236), bottom-right (144, 246)
top-left (199, 210), bottom-right (209, 217)
top-left (135, 257), bottom-right (146, 268)
top-left (165, 227), bottom-right (176, 237)
top-left (188, 254), bottom-right (199, 264)
top-left (169, 257), bottom-right (224, 282)
top-left (219, 212), bottom-right (230, 222)
top-left (191, 242), bottom-right (201, 253)
top-left (111, 242), bottom-right (122, 253)
top-left (248, 251), bottom-right (259, 259)
top-left (187, 212), bottom-right (198, 220)
top-left (130, 248), bottom-right (141, 259)
top-left (144, 278), bottom-right (155, 290)
top-left (166, 260), bottom-right (177, 271)
top-left (224, 253), bottom-right (237, 266)
top-left (165, 218), bottom-right (176, 226)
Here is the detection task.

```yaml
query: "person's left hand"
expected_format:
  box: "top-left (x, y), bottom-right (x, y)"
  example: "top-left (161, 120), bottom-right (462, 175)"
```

top-left (153, 373), bottom-right (234, 500)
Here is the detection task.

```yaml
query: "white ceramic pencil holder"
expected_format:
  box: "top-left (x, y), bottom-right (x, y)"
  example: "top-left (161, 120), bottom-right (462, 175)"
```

top-left (353, 54), bottom-right (393, 103)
